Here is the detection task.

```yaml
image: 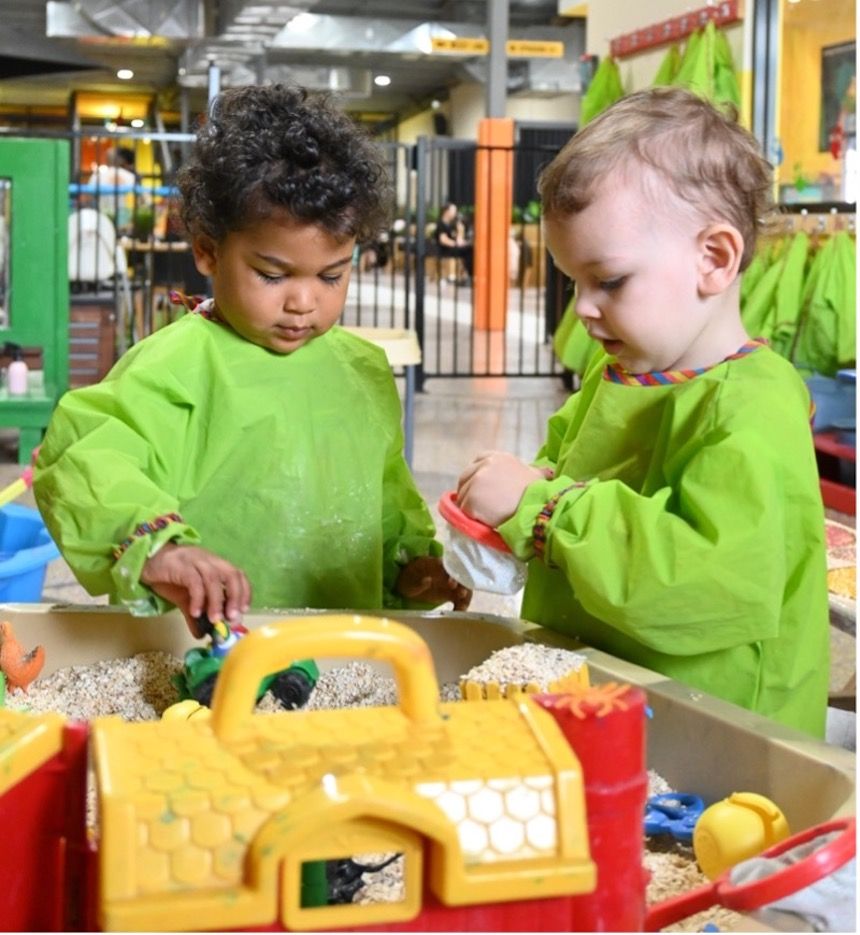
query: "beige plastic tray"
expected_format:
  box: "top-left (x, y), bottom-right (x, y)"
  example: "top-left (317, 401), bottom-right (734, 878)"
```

top-left (3, 602), bottom-right (854, 837)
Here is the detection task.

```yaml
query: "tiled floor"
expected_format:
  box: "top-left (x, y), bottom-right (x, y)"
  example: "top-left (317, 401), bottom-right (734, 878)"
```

top-left (2, 373), bottom-right (855, 712)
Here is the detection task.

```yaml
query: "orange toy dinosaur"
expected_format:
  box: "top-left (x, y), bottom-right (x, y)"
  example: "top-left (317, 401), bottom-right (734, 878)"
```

top-left (0, 621), bottom-right (45, 691)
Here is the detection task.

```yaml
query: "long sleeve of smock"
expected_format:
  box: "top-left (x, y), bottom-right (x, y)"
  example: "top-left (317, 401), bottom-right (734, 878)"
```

top-left (494, 347), bottom-right (829, 734)
top-left (34, 353), bottom-right (202, 615)
top-left (499, 423), bottom-right (788, 652)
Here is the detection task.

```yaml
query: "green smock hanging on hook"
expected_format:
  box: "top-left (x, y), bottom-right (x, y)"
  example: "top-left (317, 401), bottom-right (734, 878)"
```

top-left (674, 26), bottom-right (711, 99)
top-left (580, 56), bottom-right (625, 127)
top-left (713, 23), bottom-right (742, 110)
top-left (674, 21), bottom-right (741, 111)
top-left (652, 44), bottom-right (682, 87)
top-left (770, 232), bottom-right (811, 360)
top-left (793, 231), bottom-right (857, 376)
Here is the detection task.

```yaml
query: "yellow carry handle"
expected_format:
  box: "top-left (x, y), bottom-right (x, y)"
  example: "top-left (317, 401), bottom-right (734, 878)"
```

top-left (210, 614), bottom-right (442, 742)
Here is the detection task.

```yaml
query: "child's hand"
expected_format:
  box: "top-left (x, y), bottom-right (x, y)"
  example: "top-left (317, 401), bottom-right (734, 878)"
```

top-left (457, 451), bottom-right (550, 528)
top-left (396, 556), bottom-right (472, 611)
top-left (140, 543), bottom-right (252, 637)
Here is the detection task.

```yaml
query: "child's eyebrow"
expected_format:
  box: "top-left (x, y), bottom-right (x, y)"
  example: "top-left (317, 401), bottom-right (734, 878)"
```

top-left (254, 252), bottom-right (354, 271)
top-left (580, 254), bottom-right (626, 267)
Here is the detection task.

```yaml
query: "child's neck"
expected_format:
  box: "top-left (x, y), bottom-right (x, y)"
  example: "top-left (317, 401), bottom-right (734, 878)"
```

top-left (677, 288), bottom-right (749, 371)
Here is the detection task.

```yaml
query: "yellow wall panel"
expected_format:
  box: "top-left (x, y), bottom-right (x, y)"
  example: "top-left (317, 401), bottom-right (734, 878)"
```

top-left (778, 0), bottom-right (855, 192)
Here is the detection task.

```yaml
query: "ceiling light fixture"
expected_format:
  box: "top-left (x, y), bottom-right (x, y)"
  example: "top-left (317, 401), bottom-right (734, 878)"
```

top-left (374, 74), bottom-right (391, 87)
top-left (117, 69), bottom-right (134, 80)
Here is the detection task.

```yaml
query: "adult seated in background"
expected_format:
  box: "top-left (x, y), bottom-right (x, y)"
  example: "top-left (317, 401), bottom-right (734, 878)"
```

top-left (435, 201), bottom-right (473, 283)
top-left (87, 147), bottom-right (142, 233)
top-left (358, 229), bottom-right (391, 273)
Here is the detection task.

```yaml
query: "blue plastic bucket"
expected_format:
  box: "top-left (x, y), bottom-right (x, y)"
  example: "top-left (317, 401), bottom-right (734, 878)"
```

top-left (806, 373), bottom-right (856, 432)
top-left (0, 503), bottom-right (60, 602)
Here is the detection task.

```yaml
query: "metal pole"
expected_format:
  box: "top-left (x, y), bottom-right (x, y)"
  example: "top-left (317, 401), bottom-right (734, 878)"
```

top-left (751, 0), bottom-right (779, 165)
top-left (180, 87), bottom-right (190, 135)
top-left (487, 0), bottom-right (509, 118)
top-left (180, 87), bottom-right (191, 160)
top-left (414, 136), bottom-right (428, 392)
top-left (207, 60), bottom-right (221, 106)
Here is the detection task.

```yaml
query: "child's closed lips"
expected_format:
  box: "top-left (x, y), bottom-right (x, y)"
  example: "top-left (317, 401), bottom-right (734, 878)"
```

top-left (275, 322), bottom-right (312, 337)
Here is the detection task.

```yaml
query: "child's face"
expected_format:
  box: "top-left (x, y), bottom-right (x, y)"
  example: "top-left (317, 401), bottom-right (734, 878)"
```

top-left (545, 174), bottom-right (716, 374)
top-left (192, 213), bottom-right (356, 355)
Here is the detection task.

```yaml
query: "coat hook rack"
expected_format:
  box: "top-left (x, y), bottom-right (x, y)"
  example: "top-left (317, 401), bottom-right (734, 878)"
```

top-left (609, 0), bottom-right (741, 59)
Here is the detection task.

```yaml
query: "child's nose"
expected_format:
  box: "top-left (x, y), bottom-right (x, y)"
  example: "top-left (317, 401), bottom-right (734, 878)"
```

top-left (283, 280), bottom-right (316, 314)
top-left (574, 290), bottom-right (600, 320)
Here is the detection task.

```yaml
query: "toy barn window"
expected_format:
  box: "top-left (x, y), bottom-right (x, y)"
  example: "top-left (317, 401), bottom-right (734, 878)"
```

top-left (281, 819), bottom-right (424, 930)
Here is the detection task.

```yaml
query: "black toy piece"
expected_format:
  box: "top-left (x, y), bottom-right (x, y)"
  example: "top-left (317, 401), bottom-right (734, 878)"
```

top-left (174, 615), bottom-right (319, 709)
top-left (326, 855), bottom-right (402, 904)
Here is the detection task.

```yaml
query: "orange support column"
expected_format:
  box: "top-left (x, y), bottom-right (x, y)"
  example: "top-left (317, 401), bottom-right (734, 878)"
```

top-left (473, 118), bottom-right (514, 332)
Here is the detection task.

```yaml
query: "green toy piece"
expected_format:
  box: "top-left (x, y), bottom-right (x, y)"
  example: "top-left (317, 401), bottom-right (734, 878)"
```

top-left (173, 618), bottom-right (319, 710)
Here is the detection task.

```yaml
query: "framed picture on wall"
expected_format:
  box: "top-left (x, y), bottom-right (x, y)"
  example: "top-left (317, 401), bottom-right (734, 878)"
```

top-left (820, 41), bottom-right (855, 152)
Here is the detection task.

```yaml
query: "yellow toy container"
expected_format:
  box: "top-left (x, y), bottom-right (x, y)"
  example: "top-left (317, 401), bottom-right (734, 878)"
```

top-left (693, 792), bottom-right (792, 879)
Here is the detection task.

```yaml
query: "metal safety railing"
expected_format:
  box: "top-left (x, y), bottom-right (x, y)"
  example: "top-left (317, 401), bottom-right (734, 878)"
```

top-left (23, 126), bottom-right (571, 385)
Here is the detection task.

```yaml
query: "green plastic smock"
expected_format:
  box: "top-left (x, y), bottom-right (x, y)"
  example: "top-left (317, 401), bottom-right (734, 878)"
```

top-left (741, 233), bottom-right (810, 355)
top-left (740, 251), bottom-right (783, 341)
top-left (34, 311), bottom-right (441, 616)
top-left (580, 56), bottom-right (625, 127)
top-left (674, 21), bottom-right (741, 111)
top-left (652, 44), bottom-right (682, 87)
top-left (793, 230), bottom-right (856, 377)
top-left (740, 250), bottom-right (768, 307)
top-left (770, 231), bottom-right (811, 360)
top-left (497, 344), bottom-right (829, 737)
top-left (552, 298), bottom-right (601, 377)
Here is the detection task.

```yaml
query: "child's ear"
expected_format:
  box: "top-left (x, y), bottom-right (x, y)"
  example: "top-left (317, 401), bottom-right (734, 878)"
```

top-left (191, 234), bottom-right (218, 277)
top-left (696, 223), bottom-right (744, 296)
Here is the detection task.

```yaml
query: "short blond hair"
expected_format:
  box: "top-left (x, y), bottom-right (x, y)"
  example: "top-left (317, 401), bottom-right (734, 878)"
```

top-left (538, 87), bottom-right (773, 269)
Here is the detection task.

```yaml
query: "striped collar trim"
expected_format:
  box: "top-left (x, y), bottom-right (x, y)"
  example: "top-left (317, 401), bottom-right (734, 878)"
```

top-left (169, 291), bottom-right (220, 321)
top-left (603, 339), bottom-right (768, 386)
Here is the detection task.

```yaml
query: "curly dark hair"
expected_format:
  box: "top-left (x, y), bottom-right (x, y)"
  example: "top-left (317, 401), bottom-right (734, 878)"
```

top-left (176, 84), bottom-right (392, 245)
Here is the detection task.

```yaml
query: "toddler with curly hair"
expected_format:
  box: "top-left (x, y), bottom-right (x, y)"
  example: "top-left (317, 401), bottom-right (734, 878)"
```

top-left (36, 84), bottom-right (470, 634)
